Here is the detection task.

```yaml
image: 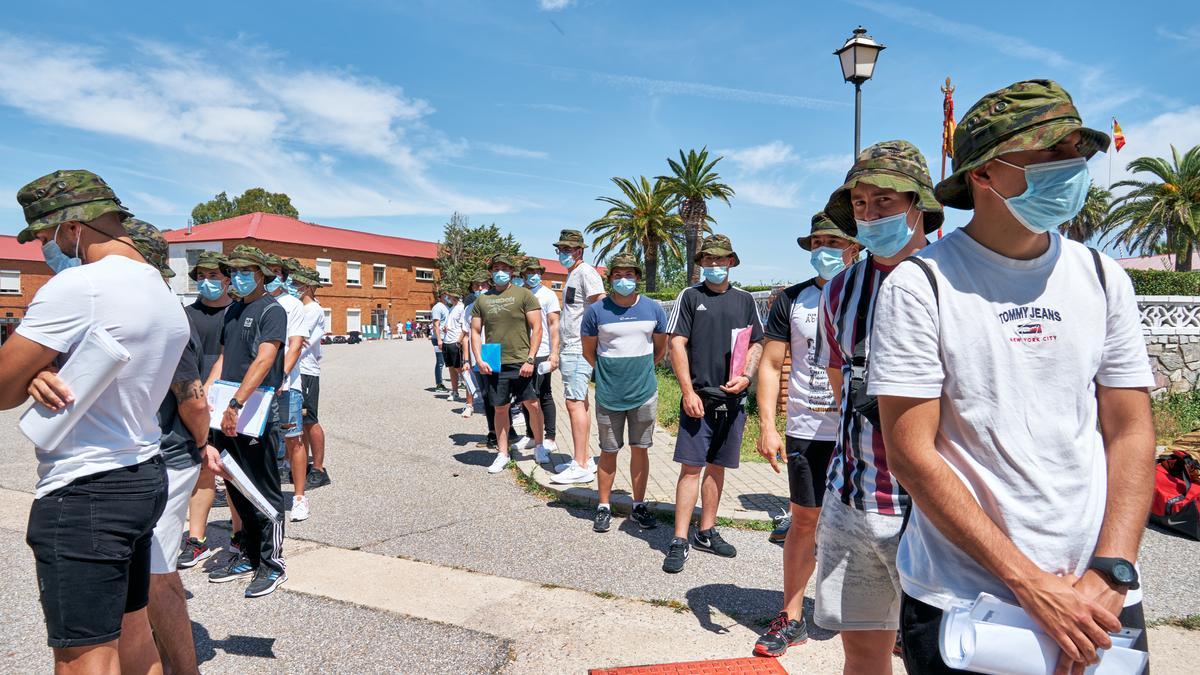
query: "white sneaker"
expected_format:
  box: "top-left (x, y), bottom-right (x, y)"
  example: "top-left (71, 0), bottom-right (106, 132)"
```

top-left (551, 464), bottom-right (594, 485)
top-left (541, 438), bottom-right (558, 452)
top-left (534, 444), bottom-right (551, 464)
top-left (511, 436), bottom-right (535, 451)
top-left (554, 459), bottom-right (578, 474)
top-left (461, 406), bottom-right (473, 419)
top-left (487, 453), bottom-right (511, 474)
top-left (290, 496), bottom-right (310, 522)
top-left (583, 457), bottom-right (598, 474)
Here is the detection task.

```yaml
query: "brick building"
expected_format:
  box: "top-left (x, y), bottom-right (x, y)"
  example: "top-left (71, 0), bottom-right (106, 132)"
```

top-left (0, 235), bottom-right (51, 344)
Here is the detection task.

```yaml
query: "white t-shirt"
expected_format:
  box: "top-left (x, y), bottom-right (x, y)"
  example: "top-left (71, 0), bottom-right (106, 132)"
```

top-left (762, 280), bottom-right (838, 440)
top-left (443, 302), bottom-right (466, 343)
top-left (560, 262), bottom-right (604, 354)
top-left (867, 231), bottom-right (1153, 610)
top-left (531, 284), bottom-right (562, 358)
top-left (431, 302), bottom-right (449, 350)
top-left (298, 300), bottom-right (325, 377)
top-left (275, 292), bottom-right (307, 391)
top-left (17, 256), bottom-right (190, 498)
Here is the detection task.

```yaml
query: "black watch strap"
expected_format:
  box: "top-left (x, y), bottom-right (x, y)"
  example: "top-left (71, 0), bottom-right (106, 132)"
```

top-left (228, 398), bottom-right (244, 410)
top-left (1090, 557), bottom-right (1139, 590)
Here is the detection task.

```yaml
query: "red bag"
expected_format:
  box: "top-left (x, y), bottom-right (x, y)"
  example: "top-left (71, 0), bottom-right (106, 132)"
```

top-left (1150, 451), bottom-right (1200, 540)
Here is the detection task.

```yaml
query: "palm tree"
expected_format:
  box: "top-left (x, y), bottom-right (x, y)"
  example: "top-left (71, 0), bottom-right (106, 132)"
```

top-left (586, 176), bottom-right (686, 292)
top-left (658, 147), bottom-right (734, 283)
top-left (1104, 144), bottom-right (1200, 271)
top-left (1059, 182), bottom-right (1111, 243)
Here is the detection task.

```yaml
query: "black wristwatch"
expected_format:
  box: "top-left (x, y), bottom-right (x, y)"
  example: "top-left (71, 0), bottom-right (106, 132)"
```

top-left (1089, 557), bottom-right (1139, 590)
top-left (228, 398), bottom-right (244, 411)
top-left (526, 356), bottom-right (536, 365)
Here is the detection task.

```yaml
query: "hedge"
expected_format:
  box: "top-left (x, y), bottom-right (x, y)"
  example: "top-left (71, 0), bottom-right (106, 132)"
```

top-left (1126, 269), bottom-right (1200, 296)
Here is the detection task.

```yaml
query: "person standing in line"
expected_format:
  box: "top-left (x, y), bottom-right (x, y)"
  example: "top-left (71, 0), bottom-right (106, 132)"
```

top-left (296, 268), bottom-right (332, 491)
top-left (580, 253), bottom-right (668, 534)
top-left (463, 272), bottom-right (490, 424)
top-left (552, 229), bottom-right (606, 485)
top-left (204, 245), bottom-right (288, 598)
top-left (662, 234), bottom-right (764, 574)
top-left (431, 292), bottom-right (450, 393)
top-left (513, 257), bottom-right (562, 463)
top-left (441, 289), bottom-right (467, 401)
top-left (813, 140), bottom-right (943, 674)
top-left (263, 256), bottom-right (310, 518)
top-left (0, 170), bottom-right (189, 674)
top-left (470, 254), bottom-right (543, 473)
top-left (753, 213), bottom-right (862, 657)
top-left (178, 251), bottom-right (235, 569)
top-left (870, 81), bottom-right (1154, 674)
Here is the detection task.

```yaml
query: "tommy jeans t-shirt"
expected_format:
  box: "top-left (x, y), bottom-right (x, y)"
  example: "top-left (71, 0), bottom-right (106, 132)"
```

top-left (560, 262), bottom-right (605, 354)
top-left (666, 283), bottom-right (764, 398)
top-left (531, 284), bottom-right (562, 358)
top-left (17, 256), bottom-right (189, 498)
top-left (868, 231), bottom-right (1154, 610)
top-left (764, 280), bottom-right (839, 441)
top-left (471, 284), bottom-right (540, 366)
top-left (185, 300), bottom-right (227, 382)
top-left (275, 292), bottom-right (306, 391)
top-left (581, 296), bottom-right (668, 410)
top-left (220, 293), bottom-right (286, 391)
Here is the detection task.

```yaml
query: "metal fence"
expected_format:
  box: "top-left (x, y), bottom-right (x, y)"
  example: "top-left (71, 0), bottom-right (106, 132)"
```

top-left (656, 289), bottom-right (775, 322)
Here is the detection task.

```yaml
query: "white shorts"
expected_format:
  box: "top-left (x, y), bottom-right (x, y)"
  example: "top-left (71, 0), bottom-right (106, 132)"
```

top-left (813, 496), bottom-right (904, 631)
top-left (149, 464), bottom-right (202, 575)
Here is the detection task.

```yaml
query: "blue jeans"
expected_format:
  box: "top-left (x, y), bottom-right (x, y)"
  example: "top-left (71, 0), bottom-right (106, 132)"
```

top-left (434, 349), bottom-right (445, 386)
top-left (559, 353), bottom-right (593, 400)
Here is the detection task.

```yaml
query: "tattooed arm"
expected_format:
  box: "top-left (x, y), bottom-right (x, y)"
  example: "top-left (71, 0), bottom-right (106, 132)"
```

top-left (171, 378), bottom-right (211, 447)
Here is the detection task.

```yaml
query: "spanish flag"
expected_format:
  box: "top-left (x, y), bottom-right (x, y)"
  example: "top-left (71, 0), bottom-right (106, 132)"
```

top-left (1113, 118), bottom-right (1126, 152)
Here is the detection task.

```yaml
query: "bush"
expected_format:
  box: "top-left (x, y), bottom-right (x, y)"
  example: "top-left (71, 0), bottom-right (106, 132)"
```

top-left (1127, 269), bottom-right (1200, 296)
top-left (645, 288), bottom-right (684, 301)
top-left (1153, 389), bottom-right (1200, 443)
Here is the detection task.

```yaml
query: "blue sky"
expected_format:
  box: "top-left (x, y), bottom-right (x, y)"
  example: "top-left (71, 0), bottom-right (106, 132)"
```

top-left (0, 0), bottom-right (1197, 282)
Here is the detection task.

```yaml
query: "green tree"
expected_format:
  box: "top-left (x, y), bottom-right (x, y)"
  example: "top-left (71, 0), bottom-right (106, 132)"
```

top-left (1059, 182), bottom-right (1111, 243)
top-left (191, 187), bottom-right (299, 225)
top-left (1105, 145), bottom-right (1200, 271)
top-left (656, 236), bottom-right (688, 290)
top-left (435, 212), bottom-right (524, 296)
top-left (657, 147), bottom-right (734, 283)
top-left (585, 176), bottom-right (689, 292)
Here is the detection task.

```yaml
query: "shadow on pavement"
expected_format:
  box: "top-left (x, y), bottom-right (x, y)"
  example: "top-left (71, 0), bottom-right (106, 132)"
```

top-left (193, 621), bottom-right (278, 665)
top-left (448, 433), bottom-right (487, 447)
top-left (684, 584), bottom-right (835, 640)
top-left (453, 449), bottom-right (497, 467)
top-left (545, 501), bottom-right (674, 555)
top-left (737, 492), bottom-right (788, 515)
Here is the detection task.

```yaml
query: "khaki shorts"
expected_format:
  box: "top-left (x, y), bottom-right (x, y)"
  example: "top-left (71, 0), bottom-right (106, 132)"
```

top-left (813, 496), bottom-right (904, 631)
top-left (596, 396), bottom-right (657, 453)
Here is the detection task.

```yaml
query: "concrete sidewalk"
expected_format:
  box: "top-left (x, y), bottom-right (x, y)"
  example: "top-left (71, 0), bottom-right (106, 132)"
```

top-left (513, 372), bottom-right (790, 525)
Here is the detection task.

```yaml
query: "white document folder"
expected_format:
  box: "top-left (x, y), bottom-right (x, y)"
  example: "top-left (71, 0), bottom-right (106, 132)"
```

top-left (207, 380), bottom-right (275, 438)
top-left (19, 326), bottom-right (131, 451)
top-left (219, 450), bottom-right (282, 522)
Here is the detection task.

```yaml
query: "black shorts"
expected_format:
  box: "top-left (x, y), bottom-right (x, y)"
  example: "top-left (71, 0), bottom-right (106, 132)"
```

top-left (786, 437), bottom-right (835, 508)
top-left (443, 343), bottom-right (464, 369)
top-left (672, 397), bottom-right (746, 469)
top-left (301, 374), bottom-right (320, 425)
top-left (899, 593), bottom-right (1149, 674)
top-left (483, 366), bottom-right (537, 407)
top-left (26, 457), bottom-right (167, 648)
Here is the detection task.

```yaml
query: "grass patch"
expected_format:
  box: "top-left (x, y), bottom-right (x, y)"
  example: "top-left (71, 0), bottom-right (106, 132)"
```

top-left (654, 365), bottom-right (783, 464)
top-left (540, 582), bottom-right (563, 590)
top-left (648, 598), bottom-right (690, 613)
top-left (510, 464), bottom-right (558, 501)
top-left (716, 516), bottom-right (774, 532)
top-left (1152, 390), bottom-right (1200, 444)
top-left (1150, 614), bottom-right (1200, 630)
top-left (593, 590), bottom-right (617, 600)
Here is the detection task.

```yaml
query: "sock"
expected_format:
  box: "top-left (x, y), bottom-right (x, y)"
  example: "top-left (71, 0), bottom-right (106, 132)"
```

top-left (598, 503), bottom-right (610, 511)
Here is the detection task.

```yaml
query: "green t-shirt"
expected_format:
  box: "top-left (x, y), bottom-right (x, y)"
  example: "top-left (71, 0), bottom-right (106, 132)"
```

top-left (471, 284), bottom-right (541, 366)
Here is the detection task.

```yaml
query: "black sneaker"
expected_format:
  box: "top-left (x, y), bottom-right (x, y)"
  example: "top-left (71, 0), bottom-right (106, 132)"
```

top-left (304, 468), bottom-right (332, 490)
top-left (631, 503), bottom-right (658, 529)
top-left (768, 515), bottom-right (791, 544)
top-left (177, 536), bottom-right (213, 569)
top-left (434, 385), bottom-right (449, 393)
top-left (593, 506), bottom-right (612, 533)
top-left (208, 553), bottom-right (254, 583)
top-left (245, 566), bottom-right (287, 598)
top-left (212, 489), bottom-right (228, 508)
top-left (662, 538), bottom-right (689, 574)
top-left (692, 528), bottom-right (737, 558)
top-left (754, 611), bottom-right (808, 657)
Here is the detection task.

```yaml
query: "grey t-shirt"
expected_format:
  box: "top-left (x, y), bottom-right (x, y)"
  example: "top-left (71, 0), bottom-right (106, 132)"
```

top-left (559, 262), bottom-right (604, 354)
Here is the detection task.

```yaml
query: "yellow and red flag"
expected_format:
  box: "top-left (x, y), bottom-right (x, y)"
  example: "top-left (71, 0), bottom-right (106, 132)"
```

top-left (1113, 118), bottom-right (1126, 152)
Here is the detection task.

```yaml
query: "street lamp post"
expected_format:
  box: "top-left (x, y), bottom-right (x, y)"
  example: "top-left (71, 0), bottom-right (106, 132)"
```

top-left (834, 26), bottom-right (886, 156)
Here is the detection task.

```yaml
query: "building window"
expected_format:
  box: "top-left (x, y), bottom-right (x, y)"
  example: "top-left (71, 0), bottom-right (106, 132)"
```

top-left (0, 270), bottom-right (19, 294)
top-left (373, 264), bottom-right (386, 288)
top-left (346, 261), bottom-right (361, 286)
top-left (415, 267), bottom-right (435, 282)
top-left (184, 249), bottom-right (206, 293)
top-left (550, 281), bottom-right (563, 291)
top-left (346, 308), bottom-right (362, 333)
top-left (415, 310), bottom-right (431, 320)
top-left (322, 307), bottom-right (332, 331)
top-left (316, 258), bottom-right (332, 284)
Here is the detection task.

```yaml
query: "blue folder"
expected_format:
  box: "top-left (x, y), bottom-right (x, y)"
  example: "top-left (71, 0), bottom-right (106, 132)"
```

top-left (480, 343), bottom-right (502, 372)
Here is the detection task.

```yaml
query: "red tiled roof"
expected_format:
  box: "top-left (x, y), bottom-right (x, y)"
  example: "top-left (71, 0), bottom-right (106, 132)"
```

top-left (0, 234), bottom-right (45, 262)
top-left (161, 212), bottom-right (568, 274)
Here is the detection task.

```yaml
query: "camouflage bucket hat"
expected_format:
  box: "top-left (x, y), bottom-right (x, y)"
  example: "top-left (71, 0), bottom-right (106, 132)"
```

top-left (282, 257), bottom-right (305, 275)
top-left (487, 253), bottom-right (518, 269)
top-left (123, 218), bottom-right (173, 278)
top-left (606, 251), bottom-right (643, 278)
top-left (471, 270), bottom-right (492, 285)
top-left (823, 140), bottom-right (944, 236)
top-left (936, 79), bottom-right (1110, 210)
top-left (694, 233), bottom-right (740, 267)
top-left (188, 250), bottom-right (227, 281)
top-left (290, 269), bottom-right (319, 289)
top-left (797, 211), bottom-right (857, 251)
top-left (16, 170), bottom-right (133, 243)
top-left (523, 256), bottom-right (547, 273)
top-left (553, 229), bottom-right (587, 249)
top-left (221, 244), bottom-right (277, 281)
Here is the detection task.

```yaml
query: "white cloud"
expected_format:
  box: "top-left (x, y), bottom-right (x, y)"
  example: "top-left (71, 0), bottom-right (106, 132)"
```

top-left (480, 143), bottom-right (549, 160)
top-left (1157, 25), bottom-right (1200, 46)
top-left (579, 70), bottom-right (845, 110)
top-left (127, 190), bottom-right (183, 216)
top-left (520, 102), bottom-right (586, 113)
top-left (736, 180), bottom-right (802, 209)
top-left (719, 141), bottom-right (796, 173)
top-left (538, 0), bottom-right (574, 10)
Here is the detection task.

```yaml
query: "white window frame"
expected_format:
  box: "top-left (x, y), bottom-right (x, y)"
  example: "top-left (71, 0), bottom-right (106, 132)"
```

top-left (550, 280), bottom-right (563, 291)
top-left (346, 261), bottom-right (361, 287)
top-left (316, 258), bottom-right (332, 284)
top-left (415, 310), bottom-right (432, 320)
top-left (322, 307), bottom-right (332, 331)
top-left (346, 308), bottom-right (362, 333)
top-left (414, 267), bottom-right (435, 282)
top-left (0, 270), bottom-right (19, 294)
top-left (373, 263), bottom-right (386, 288)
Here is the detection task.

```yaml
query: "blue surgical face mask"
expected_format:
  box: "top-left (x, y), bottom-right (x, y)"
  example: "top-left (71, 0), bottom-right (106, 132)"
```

top-left (612, 277), bottom-right (638, 296)
top-left (197, 278), bottom-right (225, 301)
top-left (854, 203), bottom-right (916, 258)
top-left (526, 274), bottom-right (541, 287)
top-left (492, 270), bottom-right (511, 286)
top-left (991, 157), bottom-right (1090, 234)
top-left (42, 224), bottom-right (81, 274)
top-left (512, 277), bottom-right (525, 287)
top-left (558, 251), bottom-right (576, 268)
top-left (265, 277), bottom-right (284, 293)
top-left (701, 265), bottom-right (729, 284)
top-left (231, 271), bottom-right (258, 296)
top-left (285, 279), bottom-right (300, 298)
top-left (811, 246), bottom-right (847, 280)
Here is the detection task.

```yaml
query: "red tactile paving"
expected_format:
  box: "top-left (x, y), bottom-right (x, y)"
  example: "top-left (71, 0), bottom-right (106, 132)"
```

top-left (589, 657), bottom-right (788, 674)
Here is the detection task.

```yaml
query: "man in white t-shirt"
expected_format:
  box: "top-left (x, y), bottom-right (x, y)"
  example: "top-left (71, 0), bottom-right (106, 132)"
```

top-left (870, 80), bottom-right (1155, 673)
top-left (514, 257), bottom-right (561, 463)
top-left (431, 297), bottom-right (450, 393)
top-left (553, 229), bottom-right (606, 484)
top-left (441, 290), bottom-right (467, 400)
top-left (294, 268), bottom-right (332, 492)
top-left (0, 170), bottom-right (189, 673)
top-left (265, 256), bottom-right (313, 522)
